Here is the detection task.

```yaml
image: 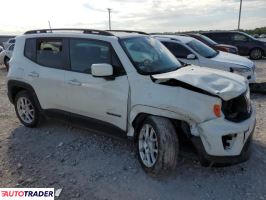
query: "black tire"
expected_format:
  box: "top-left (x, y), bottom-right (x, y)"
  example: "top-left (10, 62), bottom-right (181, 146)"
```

top-left (4, 56), bottom-right (10, 71)
top-left (198, 155), bottom-right (212, 167)
top-left (14, 90), bottom-right (40, 127)
top-left (136, 115), bottom-right (179, 177)
top-left (249, 48), bottom-right (263, 60)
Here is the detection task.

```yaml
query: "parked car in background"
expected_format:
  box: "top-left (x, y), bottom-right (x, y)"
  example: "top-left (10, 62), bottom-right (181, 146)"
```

top-left (3, 38), bottom-right (15, 49)
top-left (0, 35), bottom-right (15, 47)
top-left (253, 34), bottom-right (259, 38)
top-left (0, 43), bottom-right (14, 70)
top-left (259, 34), bottom-right (266, 38)
top-left (154, 35), bottom-right (256, 83)
top-left (183, 33), bottom-right (238, 54)
top-left (7, 29), bottom-right (255, 176)
top-left (202, 31), bottom-right (266, 60)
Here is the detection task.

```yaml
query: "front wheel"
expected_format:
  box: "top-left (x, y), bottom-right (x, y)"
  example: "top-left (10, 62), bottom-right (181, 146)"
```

top-left (14, 91), bottom-right (40, 127)
top-left (250, 48), bottom-right (263, 60)
top-left (137, 116), bottom-right (179, 177)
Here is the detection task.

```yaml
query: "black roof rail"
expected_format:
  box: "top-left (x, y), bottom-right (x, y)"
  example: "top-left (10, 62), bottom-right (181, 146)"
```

top-left (24, 28), bottom-right (114, 36)
top-left (108, 30), bottom-right (149, 35)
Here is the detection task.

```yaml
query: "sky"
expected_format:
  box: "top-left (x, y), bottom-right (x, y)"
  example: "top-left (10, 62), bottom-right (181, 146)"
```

top-left (0, 0), bottom-right (265, 35)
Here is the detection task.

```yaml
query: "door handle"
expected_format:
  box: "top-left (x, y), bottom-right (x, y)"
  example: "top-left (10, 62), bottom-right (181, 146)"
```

top-left (28, 71), bottom-right (39, 78)
top-left (67, 79), bottom-right (82, 86)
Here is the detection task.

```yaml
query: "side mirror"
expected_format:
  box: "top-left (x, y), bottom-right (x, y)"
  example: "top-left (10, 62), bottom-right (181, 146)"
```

top-left (187, 54), bottom-right (196, 60)
top-left (91, 63), bottom-right (113, 77)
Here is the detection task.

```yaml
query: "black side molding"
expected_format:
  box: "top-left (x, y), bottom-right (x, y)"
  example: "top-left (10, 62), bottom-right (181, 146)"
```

top-left (106, 112), bottom-right (122, 118)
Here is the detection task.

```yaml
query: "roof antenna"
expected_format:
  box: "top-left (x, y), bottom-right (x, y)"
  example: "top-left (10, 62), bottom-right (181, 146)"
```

top-left (48, 20), bottom-right (52, 32)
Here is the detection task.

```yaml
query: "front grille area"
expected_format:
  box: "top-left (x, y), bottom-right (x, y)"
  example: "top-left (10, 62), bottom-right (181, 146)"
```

top-left (222, 92), bottom-right (251, 122)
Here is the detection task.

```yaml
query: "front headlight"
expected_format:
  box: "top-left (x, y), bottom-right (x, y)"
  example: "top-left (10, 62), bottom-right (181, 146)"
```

top-left (227, 48), bottom-right (237, 54)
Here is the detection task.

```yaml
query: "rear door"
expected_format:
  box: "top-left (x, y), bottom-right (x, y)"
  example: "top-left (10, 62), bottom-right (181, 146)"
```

top-left (24, 37), bottom-right (68, 110)
top-left (64, 38), bottom-right (129, 131)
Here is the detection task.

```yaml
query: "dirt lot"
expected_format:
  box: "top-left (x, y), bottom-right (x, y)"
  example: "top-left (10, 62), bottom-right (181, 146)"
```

top-left (0, 61), bottom-right (266, 200)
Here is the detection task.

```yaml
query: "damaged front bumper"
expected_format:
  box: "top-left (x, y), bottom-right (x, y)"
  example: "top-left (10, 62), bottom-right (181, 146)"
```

top-left (191, 105), bottom-right (256, 165)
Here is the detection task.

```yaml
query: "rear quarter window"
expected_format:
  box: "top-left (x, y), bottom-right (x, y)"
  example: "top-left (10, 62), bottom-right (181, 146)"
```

top-left (24, 38), bottom-right (36, 61)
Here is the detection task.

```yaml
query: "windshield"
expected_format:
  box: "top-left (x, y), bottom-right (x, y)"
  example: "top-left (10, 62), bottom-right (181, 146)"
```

top-left (120, 36), bottom-right (182, 75)
top-left (187, 39), bottom-right (218, 58)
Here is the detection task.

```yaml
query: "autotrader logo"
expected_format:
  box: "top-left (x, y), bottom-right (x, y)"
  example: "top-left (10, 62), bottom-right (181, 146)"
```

top-left (0, 188), bottom-right (54, 199)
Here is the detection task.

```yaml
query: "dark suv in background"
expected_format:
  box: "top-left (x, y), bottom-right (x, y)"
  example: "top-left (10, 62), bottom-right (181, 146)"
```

top-left (202, 31), bottom-right (266, 60)
top-left (184, 33), bottom-right (238, 54)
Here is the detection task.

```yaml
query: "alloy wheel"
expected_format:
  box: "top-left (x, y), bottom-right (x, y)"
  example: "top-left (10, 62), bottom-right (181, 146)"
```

top-left (138, 124), bottom-right (159, 167)
top-left (251, 49), bottom-right (262, 59)
top-left (17, 97), bottom-right (35, 124)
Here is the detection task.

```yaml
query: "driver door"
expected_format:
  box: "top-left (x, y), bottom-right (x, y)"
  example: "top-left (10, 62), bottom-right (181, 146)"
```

top-left (230, 33), bottom-right (250, 55)
top-left (64, 38), bottom-right (129, 131)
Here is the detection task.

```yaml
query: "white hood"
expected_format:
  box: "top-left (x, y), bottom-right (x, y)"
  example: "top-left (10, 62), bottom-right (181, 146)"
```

top-left (211, 51), bottom-right (254, 69)
top-left (152, 66), bottom-right (248, 101)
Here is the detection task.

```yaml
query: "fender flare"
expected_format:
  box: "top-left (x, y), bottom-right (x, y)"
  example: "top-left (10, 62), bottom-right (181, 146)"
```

top-left (249, 47), bottom-right (265, 56)
top-left (127, 104), bottom-right (195, 137)
top-left (7, 80), bottom-right (42, 110)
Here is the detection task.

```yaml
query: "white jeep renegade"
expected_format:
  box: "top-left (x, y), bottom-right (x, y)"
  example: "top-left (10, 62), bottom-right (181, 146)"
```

top-left (7, 29), bottom-right (256, 177)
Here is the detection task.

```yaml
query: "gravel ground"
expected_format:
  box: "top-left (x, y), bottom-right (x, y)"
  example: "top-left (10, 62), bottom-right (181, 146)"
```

top-left (255, 59), bottom-right (266, 83)
top-left (0, 60), bottom-right (266, 200)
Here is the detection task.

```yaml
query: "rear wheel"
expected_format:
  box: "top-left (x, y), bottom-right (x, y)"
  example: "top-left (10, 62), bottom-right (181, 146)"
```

top-left (14, 91), bottom-right (40, 127)
top-left (137, 116), bottom-right (179, 177)
top-left (4, 57), bottom-right (10, 71)
top-left (250, 48), bottom-right (263, 60)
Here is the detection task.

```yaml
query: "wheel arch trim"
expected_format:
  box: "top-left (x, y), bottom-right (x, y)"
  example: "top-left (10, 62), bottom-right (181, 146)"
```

top-left (249, 47), bottom-right (265, 57)
top-left (7, 80), bottom-right (42, 110)
top-left (127, 105), bottom-right (195, 137)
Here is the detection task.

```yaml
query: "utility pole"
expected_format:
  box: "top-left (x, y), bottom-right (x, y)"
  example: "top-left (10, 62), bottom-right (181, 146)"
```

top-left (237, 0), bottom-right (242, 30)
top-left (48, 20), bottom-right (52, 32)
top-left (107, 8), bottom-right (111, 30)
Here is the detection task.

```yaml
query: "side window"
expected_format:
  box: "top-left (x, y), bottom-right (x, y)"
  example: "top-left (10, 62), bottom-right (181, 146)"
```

top-left (70, 39), bottom-right (126, 75)
top-left (8, 44), bottom-right (15, 51)
top-left (24, 38), bottom-right (36, 61)
top-left (232, 34), bottom-right (248, 41)
top-left (209, 33), bottom-right (229, 42)
top-left (36, 39), bottom-right (64, 69)
top-left (163, 42), bottom-right (192, 58)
